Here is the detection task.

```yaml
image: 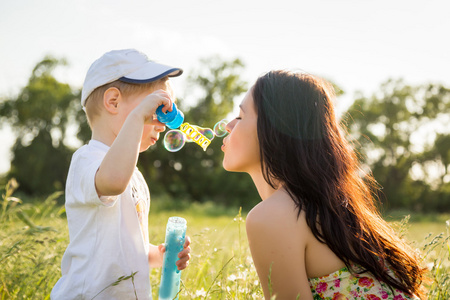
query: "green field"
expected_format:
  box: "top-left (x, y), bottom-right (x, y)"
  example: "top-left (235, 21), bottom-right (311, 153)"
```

top-left (1, 188), bottom-right (449, 299)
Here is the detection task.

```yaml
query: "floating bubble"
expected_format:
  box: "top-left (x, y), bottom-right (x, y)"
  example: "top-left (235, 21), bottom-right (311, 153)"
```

top-left (213, 119), bottom-right (228, 137)
top-left (185, 125), bottom-right (215, 142)
top-left (163, 130), bottom-right (186, 152)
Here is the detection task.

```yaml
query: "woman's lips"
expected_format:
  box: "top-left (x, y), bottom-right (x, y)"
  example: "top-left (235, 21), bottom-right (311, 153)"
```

top-left (221, 138), bottom-right (228, 152)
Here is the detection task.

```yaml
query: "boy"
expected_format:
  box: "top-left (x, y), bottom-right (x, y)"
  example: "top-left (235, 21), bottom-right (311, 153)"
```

top-left (51, 49), bottom-right (191, 299)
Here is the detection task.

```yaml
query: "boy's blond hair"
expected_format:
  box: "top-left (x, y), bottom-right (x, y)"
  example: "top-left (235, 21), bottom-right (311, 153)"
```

top-left (84, 78), bottom-right (169, 127)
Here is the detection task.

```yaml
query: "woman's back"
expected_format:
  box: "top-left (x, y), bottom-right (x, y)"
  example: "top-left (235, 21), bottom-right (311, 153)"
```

top-left (248, 189), bottom-right (345, 275)
top-left (247, 189), bottom-right (419, 300)
top-left (246, 188), bottom-right (344, 299)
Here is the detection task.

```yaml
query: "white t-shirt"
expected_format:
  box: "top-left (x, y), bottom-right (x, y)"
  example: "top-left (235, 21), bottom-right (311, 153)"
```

top-left (51, 140), bottom-right (152, 300)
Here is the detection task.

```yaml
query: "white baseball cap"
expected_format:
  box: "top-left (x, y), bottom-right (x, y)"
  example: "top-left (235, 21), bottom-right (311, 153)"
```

top-left (81, 49), bottom-right (183, 107)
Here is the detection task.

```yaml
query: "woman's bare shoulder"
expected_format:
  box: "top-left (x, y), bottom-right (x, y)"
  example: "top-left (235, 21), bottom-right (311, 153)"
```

top-left (245, 189), bottom-right (314, 299)
top-left (246, 189), bottom-right (310, 238)
top-left (246, 189), bottom-right (346, 279)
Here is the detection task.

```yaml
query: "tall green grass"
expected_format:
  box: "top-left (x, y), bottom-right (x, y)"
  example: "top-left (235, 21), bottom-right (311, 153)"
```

top-left (1, 179), bottom-right (449, 299)
top-left (0, 179), bottom-right (67, 299)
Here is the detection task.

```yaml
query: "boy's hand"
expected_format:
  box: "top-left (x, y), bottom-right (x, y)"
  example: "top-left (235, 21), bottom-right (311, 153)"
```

top-left (158, 235), bottom-right (191, 270)
top-left (132, 89), bottom-right (173, 125)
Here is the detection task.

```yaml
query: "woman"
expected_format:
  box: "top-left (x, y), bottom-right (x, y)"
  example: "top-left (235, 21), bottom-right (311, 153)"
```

top-left (221, 70), bottom-right (425, 299)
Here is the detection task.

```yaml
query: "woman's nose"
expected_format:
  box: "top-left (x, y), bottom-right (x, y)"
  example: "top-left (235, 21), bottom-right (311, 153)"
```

top-left (225, 119), bottom-right (235, 133)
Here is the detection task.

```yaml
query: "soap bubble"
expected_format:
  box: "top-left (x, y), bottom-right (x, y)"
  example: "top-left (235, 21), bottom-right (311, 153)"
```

top-left (163, 130), bottom-right (186, 152)
top-left (213, 120), bottom-right (228, 137)
top-left (185, 125), bottom-right (215, 142)
top-left (197, 126), bottom-right (215, 140)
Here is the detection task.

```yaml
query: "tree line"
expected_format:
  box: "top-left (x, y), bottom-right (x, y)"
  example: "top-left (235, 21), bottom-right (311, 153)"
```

top-left (0, 56), bottom-right (448, 212)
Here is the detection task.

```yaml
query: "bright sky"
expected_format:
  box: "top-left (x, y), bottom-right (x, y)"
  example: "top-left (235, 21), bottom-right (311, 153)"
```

top-left (0, 0), bottom-right (449, 173)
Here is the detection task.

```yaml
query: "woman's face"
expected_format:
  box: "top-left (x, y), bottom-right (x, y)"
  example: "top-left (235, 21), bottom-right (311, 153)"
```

top-left (222, 89), bottom-right (260, 174)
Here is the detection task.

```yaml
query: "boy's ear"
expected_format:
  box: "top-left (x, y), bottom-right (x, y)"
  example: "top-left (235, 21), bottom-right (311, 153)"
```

top-left (103, 87), bottom-right (121, 114)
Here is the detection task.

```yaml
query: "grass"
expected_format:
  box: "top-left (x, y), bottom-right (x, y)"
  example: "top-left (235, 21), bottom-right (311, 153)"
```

top-left (0, 179), bottom-right (449, 299)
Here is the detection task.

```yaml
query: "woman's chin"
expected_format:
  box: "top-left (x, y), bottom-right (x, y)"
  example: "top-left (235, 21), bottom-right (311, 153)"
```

top-left (222, 161), bottom-right (241, 173)
top-left (222, 161), bottom-right (231, 171)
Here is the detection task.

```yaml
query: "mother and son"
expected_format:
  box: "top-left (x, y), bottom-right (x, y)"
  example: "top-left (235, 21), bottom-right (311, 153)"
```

top-left (51, 49), bottom-right (425, 299)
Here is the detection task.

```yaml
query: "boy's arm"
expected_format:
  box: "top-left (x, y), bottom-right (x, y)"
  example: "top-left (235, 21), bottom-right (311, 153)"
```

top-left (95, 90), bottom-right (172, 196)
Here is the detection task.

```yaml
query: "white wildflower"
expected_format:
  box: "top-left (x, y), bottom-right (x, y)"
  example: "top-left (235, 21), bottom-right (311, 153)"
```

top-left (195, 287), bottom-right (207, 297)
top-left (227, 274), bottom-right (237, 281)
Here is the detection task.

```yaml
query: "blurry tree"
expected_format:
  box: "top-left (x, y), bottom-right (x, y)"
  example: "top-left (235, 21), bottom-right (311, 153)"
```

top-left (345, 79), bottom-right (450, 211)
top-left (0, 57), bottom-right (79, 195)
top-left (7, 56), bottom-right (449, 214)
top-left (139, 56), bottom-right (259, 209)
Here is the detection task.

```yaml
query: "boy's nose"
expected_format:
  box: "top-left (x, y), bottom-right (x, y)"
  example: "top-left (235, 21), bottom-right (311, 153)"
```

top-left (155, 124), bottom-right (166, 132)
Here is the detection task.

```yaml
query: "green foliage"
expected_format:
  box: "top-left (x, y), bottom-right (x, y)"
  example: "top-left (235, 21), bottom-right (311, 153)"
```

top-left (9, 130), bottom-right (73, 195)
top-left (0, 179), bottom-right (66, 298)
top-left (0, 57), bottom-right (77, 142)
top-left (91, 272), bottom-right (138, 300)
top-left (0, 56), bottom-right (80, 195)
top-left (1, 178), bottom-right (20, 222)
top-left (0, 182), bottom-right (449, 299)
top-left (422, 224), bottom-right (450, 300)
top-left (344, 79), bottom-right (450, 211)
top-left (2, 55), bottom-right (449, 214)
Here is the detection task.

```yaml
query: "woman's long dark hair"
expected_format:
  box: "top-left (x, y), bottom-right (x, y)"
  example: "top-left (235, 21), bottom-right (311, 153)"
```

top-left (252, 70), bottom-right (425, 298)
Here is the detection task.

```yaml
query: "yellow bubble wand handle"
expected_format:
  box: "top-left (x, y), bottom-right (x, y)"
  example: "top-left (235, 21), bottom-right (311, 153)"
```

top-left (179, 123), bottom-right (211, 151)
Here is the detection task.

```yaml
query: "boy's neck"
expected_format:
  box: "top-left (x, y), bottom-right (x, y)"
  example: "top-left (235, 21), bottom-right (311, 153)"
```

top-left (90, 118), bottom-right (117, 147)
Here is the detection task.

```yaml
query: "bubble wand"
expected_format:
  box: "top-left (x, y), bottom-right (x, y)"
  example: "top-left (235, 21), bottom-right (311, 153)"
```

top-left (156, 103), bottom-right (228, 152)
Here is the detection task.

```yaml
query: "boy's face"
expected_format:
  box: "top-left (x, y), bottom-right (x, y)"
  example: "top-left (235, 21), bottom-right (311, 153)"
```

top-left (121, 79), bottom-right (175, 152)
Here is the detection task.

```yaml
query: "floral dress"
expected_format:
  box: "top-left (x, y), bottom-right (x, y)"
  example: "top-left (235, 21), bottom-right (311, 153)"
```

top-left (308, 265), bottom-right (419, 300)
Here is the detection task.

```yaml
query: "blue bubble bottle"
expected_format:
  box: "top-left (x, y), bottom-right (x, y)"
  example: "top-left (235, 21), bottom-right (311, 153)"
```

top-left (159, 216), bottom-right (187, 300)
top-left (156, 103), bottom-right (184, 129)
